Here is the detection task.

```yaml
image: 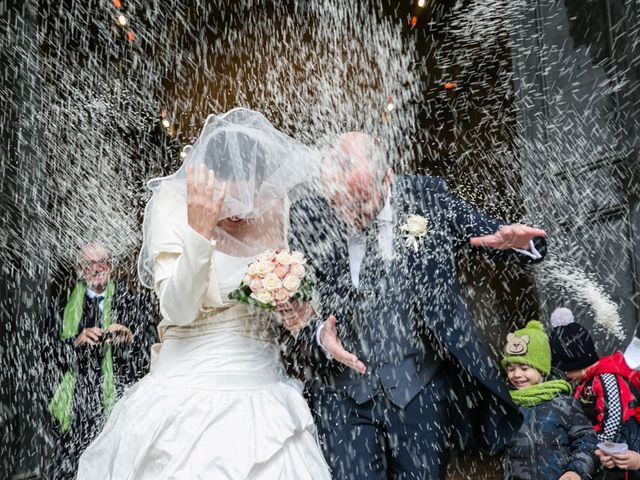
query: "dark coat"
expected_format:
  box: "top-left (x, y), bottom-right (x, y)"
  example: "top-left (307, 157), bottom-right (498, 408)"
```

top-left (42, 281), bottom-right (158, 433)
top-left (504, 394), bottom-right (598, 480)
top-left (288, 174), bottom-right (548, 454)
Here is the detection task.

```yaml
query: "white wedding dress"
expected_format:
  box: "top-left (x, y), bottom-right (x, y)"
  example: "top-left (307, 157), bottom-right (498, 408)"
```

top-left (76, 226), bottom-right (331, 480)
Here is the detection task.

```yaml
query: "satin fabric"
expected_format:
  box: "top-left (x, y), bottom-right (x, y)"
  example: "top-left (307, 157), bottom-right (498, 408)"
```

top-left (76, 329), bottom-right (330, 479)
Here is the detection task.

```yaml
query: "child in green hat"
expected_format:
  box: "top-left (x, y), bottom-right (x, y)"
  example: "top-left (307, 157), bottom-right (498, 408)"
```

top-left (502, 320), bottom-right (598, 480)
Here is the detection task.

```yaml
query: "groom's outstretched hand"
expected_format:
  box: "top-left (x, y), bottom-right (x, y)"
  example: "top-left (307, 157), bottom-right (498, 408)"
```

top-left (320, 315), bottom-right (366, 375)
top-left (469, 224), bottom-right (546, 250)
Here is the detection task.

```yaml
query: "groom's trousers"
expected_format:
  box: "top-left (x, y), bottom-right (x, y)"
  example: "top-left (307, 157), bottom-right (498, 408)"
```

top-left (314, 372), bottom-right (451, 480)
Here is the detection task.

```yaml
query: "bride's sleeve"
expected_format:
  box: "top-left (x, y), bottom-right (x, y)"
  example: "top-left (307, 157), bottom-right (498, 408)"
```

top-left (153, 226), bottom-right (216, 326)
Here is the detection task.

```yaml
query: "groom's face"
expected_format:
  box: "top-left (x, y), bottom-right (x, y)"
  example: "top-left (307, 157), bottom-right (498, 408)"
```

top-left (321, 156), bottom-right (386, 231)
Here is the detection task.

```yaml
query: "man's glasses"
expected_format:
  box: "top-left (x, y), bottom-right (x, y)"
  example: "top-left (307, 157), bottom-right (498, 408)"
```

top-left (81, 258), bottom-right (112, 269)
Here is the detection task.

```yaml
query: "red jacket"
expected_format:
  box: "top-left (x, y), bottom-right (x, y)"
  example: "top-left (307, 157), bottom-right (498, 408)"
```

top-left (575, 352), bottom-right (640, 441)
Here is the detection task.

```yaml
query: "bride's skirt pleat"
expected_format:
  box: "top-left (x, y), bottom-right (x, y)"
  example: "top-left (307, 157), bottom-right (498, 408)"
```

top-left (76, 375), bottom-right (331, 479)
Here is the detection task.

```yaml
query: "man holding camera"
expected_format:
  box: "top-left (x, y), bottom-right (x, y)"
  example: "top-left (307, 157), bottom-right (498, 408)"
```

top-left (43, 243), bottom-right (139, 479)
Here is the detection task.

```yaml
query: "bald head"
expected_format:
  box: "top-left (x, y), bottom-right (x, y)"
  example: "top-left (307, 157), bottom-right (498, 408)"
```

top-left (78, 243), bottom-right (112, 293)
top-left (320, 132), bottom-right (392, 230)
top-left (322, 132), bottom-right (387, 177)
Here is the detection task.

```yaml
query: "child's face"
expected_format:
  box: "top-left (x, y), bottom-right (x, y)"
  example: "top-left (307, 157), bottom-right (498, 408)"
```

top-left (565, 368), bottom-right (586, 383)
top-left (507, 364), bottom-right (543, 389)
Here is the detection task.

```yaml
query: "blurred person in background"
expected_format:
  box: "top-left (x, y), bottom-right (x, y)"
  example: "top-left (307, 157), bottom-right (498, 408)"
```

top-left (42, 242), bottom-right (158, 480)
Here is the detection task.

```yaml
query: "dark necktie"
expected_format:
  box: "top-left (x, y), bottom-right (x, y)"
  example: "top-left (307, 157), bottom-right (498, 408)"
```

top-left (85, 296), bottom-right (103, 328)
top-left (358, 220), bottom-right (385, 293)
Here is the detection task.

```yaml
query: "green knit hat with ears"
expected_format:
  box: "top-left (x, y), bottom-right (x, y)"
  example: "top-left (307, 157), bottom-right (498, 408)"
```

top-left (501, 320), bottom-right (551, 375)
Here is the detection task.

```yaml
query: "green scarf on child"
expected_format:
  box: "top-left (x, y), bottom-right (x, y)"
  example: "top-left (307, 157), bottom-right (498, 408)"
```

top-left (509, 379), bottom-right (572, 407)
top-left (47, 281), bottom-right (117, 433)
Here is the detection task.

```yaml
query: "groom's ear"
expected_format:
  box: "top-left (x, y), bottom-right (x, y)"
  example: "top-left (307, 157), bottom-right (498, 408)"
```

top-left (383, 168), bottom-right (394, 190)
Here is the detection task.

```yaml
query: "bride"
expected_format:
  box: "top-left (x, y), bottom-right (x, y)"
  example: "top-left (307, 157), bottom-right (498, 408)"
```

top-left (76, 109), bottom-right (331, 479)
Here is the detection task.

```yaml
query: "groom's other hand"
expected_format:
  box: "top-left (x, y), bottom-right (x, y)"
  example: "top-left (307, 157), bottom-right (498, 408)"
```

top-left (278, 301), bottom-right (314, 333)
top-left (320, 315), bottom-right (366, 374)
top-left (469, 224), bottom-right (546, 250)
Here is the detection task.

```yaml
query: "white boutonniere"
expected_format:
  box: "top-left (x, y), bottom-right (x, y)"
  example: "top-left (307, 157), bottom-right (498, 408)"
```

top-left (401, 214), bottom-right (428, 251)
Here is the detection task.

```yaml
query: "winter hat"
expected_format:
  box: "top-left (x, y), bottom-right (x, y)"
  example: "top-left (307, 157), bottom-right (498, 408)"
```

top-left (548, 307), bottom-right (599, 372)
top-left (501, 320), bottom-right (551, 375)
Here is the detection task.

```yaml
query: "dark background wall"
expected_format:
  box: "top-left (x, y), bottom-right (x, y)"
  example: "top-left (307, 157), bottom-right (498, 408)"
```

top-left (509, 0), bottom-right (640, 354)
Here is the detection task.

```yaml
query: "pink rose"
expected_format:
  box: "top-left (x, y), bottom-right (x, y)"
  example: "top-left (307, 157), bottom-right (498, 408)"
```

top-left (290, 251), bottom-right (306, 264)
top-left (249, 278), bottom-right (264, 292)
top-left (257, 250), bottom-right (276, 263)
top-left (274, 264), bottom-right (290, 279)
top-left (256, 260), bottom-right (274, 275)
top-left (251, 289), bottom-right (274, 305)
top-left (273, 288), bottom-right (290, 303)
top-left (290, 263), bottom-right (305, 279)
top-left (248, 262), bottom-right (259, 275)
top-left (282, 274), bottom-right (301, 292)
top-left (275, 251), bottom-right (293, 265)
top-left (263, 273), bottom-right (283, 291)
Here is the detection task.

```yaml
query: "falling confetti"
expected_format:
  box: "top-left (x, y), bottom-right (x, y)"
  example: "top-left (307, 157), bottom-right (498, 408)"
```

top-left (1, 1), bottom-right (639, 479)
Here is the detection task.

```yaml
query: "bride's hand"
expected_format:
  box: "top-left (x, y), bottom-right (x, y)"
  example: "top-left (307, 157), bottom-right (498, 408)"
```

top-left (187, 164), bottom-right (227, 239)
top-left (320, 315), bottom-right (366, 374)
top-left (278, 301), bottom-right (314, 333)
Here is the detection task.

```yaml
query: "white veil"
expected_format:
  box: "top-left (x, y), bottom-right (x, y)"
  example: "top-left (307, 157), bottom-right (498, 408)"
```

top-left (137, 108), bottom-right (318, 288)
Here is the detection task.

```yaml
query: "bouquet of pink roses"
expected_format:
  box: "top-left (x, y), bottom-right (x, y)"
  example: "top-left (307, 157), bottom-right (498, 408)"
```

top-left (228, 249), bottom-right (314, 311)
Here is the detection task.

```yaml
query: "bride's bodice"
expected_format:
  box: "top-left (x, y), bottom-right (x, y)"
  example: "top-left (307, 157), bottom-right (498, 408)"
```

top-left (158, 251), bottom-right (280, 343)
top-left (151, 249), bottom-right (287, 381)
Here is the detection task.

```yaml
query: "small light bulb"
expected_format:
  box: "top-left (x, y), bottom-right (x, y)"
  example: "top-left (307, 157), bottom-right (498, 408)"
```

top-left (116, 14), bottom-right (128, 26)
top-left (417, 0), bottom-right (427, 7)
top-left (161, 118), bottom-right (171, 129)
top-left (386, 102), bottom-right (394, 112)
top-left (180, 150), bottom-right (187, 159)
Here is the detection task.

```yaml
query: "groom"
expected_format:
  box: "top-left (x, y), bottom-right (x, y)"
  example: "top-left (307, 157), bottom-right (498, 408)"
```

top-left (288, 132), bottom-right (547, 479)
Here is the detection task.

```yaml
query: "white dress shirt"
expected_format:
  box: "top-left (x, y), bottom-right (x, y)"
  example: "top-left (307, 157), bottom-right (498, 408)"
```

top-left (348, 192), bottom-right (394, 289)
top-left (86, 287), bottom-right (105, 313)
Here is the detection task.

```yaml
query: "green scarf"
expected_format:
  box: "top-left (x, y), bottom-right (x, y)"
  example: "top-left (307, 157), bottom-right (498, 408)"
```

top-left (47, 281), bottom-right (116, 433)
top-left (509, 379), bottom-right (572, 407)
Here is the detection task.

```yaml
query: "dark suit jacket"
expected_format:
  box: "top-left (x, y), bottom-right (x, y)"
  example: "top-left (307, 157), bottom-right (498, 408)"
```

top-left (288, 175), bottom-right (548, 454)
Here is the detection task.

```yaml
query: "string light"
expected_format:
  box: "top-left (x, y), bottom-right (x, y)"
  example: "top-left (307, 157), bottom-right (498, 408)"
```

top-left (161, 118), bottom-right (171, 129)
top-left (417, 0), bottom-right (427, 7)
top-left (444, 82), bottom-right (457, 90)
top-left (110, 2), bottom-right (134, 43)
top-left (410, 16), bottom-right (418, 27)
